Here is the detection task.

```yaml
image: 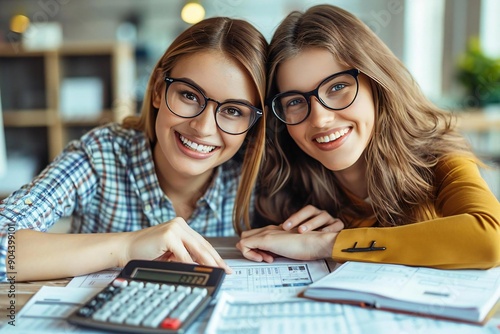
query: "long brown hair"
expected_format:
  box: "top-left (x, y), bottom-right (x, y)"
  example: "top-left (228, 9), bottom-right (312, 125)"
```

top-left (122, 17), bottom-right (267, 233)
top-left (259, 4), bottom-right (477, 227)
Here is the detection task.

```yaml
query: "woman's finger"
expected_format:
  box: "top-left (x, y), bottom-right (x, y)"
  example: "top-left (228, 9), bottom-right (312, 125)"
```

top-left (321, 219), bottom-right (345, 233)
top-left (282, 205), bottom-right (322, 230)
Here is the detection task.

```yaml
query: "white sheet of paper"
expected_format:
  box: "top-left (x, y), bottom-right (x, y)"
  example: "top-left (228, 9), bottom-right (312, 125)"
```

top-left (3, 261), bottom-right (498, 334)
top-left (5, 259), bottom-right (331, 333)
top-left (67, 258), bottom-right (331, 299)
top-left (66, 267), bottom-right (121, 288)
top-left (0, 286), bottom-right (105, 333)
top-left (206, 292), bottom-right (499, 334)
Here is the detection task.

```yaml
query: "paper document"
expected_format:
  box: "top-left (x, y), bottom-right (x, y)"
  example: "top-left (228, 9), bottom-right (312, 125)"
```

top-left (5, 259), bottom-right (330, 333)
top-left (68, 258), bottom-right (331, 298)
top-left (67, 267), bottom-right (121, 288)
top-left (303, 261), bottom-right (500, 324)
top-left (0, 286), bottom-right (105, 333)
top-left (206, 292), bottom-right (499, 334)
top-left (221, 258), bottom-right (329, 297)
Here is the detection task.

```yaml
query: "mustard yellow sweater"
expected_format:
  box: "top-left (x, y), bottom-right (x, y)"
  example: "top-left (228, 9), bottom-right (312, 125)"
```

top-left (333, 156), bottom-right (500, 269)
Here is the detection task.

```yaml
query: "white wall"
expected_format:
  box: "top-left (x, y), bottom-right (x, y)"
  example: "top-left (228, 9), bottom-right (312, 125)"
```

top-left (0, 87), bottom-right (6, 177)
top-left (481, 0), bottom-right (500, 58)
top-left (404, 0), bottom-right (445, 102)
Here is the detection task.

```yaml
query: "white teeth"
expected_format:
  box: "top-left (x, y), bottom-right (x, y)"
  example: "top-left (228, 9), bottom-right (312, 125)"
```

top-left (179, 134), bottom-right (216, 153)
top-left (315, 128), bottom-right (349, 143)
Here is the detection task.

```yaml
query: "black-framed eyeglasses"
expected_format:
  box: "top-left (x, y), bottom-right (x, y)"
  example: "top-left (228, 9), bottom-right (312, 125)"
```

top-left (270, 68), bottom-right (360, 125)
top-left (164, 77), bottom-right (263, 135)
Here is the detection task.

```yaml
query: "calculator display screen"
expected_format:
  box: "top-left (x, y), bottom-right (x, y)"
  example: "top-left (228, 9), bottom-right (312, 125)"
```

top-left (132, 268), bottom-right (209, 285)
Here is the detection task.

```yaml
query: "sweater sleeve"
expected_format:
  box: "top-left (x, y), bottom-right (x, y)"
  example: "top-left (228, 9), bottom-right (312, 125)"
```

top-left (332, 156), bottom-right (500, 269)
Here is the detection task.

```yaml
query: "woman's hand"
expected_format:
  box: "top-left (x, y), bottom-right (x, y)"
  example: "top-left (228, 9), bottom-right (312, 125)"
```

top-left (236, 225), bottom-right (338, 263)
top-left (281, 205), bottom-right (344, 233)
top-left (123, 217), bottom-right (232, 274)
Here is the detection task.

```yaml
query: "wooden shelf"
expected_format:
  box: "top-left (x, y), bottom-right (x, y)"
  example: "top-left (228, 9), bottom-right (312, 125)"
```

top-left (456, 109), bottom-right (500, 132)
top-left (61, 110), bottom-right (114, 127)
top-left (3, 110), bottom-right (52, 127)
top-left (0, 43), bottom-right (136, 181)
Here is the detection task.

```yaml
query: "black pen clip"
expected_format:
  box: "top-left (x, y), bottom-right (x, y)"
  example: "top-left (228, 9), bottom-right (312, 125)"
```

top-left (341, 241), bottom-right (386, 253)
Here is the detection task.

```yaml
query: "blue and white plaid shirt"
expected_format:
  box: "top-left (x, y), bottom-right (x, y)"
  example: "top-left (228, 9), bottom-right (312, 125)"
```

top-left (0, 123), bottom-right (245, 282)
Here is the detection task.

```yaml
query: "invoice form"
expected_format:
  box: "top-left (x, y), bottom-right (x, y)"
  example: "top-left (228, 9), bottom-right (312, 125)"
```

top-left (67, 258), bottom-right (331, 298)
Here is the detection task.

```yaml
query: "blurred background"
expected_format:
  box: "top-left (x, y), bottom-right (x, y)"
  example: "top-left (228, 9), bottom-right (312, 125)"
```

top-left (0, 0), bottom-right (499, 199)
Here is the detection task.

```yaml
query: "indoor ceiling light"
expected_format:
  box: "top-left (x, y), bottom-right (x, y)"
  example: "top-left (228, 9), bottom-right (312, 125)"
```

top-left (10, 14), bottom-right (30, 33)
top-left (181, 0), bottom-right (205, 24)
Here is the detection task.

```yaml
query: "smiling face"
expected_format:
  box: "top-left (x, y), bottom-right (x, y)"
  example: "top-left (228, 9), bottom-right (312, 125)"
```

top-left (276, 48), bottom-right (375, 175)
top-left (152, 51), bottom-right (258, 182)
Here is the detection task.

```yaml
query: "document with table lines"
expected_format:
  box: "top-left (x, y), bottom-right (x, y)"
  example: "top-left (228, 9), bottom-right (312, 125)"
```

top-left (221, 258), bottom-right (330, 297)
top-left (0, 286), bottom-right (105, 333)
top-left (1, 259), bottom-right (330, 333)
top-left (206, 292), bottom-right (500, 334)
top-left (66, 267), bottom-right (121, 288)
top-left (67, 258), bottom-right (332, 298)
top-left (3, 286), bottom-right (497, 334)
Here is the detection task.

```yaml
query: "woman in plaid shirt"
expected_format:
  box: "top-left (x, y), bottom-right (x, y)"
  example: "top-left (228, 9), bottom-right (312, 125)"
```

top-left (0, 17), bottom-right (267, 281)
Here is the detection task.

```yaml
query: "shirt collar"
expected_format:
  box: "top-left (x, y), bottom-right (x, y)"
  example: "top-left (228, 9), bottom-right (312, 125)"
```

top-left (125, 132), bottom-right (164, 205)
top-left (197, 165), bottom-right (224, 220)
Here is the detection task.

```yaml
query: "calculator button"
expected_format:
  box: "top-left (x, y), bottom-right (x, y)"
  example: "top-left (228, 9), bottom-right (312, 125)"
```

top-left (176, 285), bottom-right (192, 294)
top-left (141, 304), bottom-right (155, 315)
top-left (192, 287), bottom-right (208, 297)
top-left (91, 308), bottom-right (113, 322)
top-left (161, 291), bottom-right (186, 310)
top-left (125, 312), bottom-right (147, 326)
top-left (145, 282), bottom-right (160, 289)
top-left (128, 294), bottom-right (147, 306)
top-left (168, 292), bottom-right (204, 321)
top-left (129, 280), bottom-right (144, 288)
top-left (141, 305), bottom-right (176, 328)
top-left (123, 302), bottom-right (139, 314)
top-left (86, 298), bottom-right (102, 309)
top-left (112, 278), bottom-right (128, 288)
top-left (76, 306), bottom-right (94, 318)
top-left (149, 291), bottom-right (169, 307)
top-left (137, 288), bottom-right (155, 298)
top-left (160, 284), bottom-right (175, 292)
top-left (148, 296), bottom-right (163, 308)
top-left (158, 293), bottom-right (205, 330)
top-left (160, 318), bottom-right (181, 330)
top-left (108, 312), bottom-right (128, 324)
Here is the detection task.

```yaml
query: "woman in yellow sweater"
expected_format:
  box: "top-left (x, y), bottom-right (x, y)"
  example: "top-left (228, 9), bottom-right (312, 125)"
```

top-left (237, 4), bottom-right (500, 269)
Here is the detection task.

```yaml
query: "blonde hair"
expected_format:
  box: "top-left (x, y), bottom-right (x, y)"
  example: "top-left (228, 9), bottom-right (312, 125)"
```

top-left (123, 17), bottom-right (267, 233)
top-left (259, 4), bottom-right (477, 227)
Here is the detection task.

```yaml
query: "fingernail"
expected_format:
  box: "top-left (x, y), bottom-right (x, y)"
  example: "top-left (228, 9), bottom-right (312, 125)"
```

top-left (284, 221), bottom-right (292, 229)
top-left (299, 225), bottom-right (307, 232)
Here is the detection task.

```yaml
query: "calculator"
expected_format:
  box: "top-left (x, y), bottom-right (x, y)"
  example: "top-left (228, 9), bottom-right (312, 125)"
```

top-left (68, 260), bottom-right (226, 333)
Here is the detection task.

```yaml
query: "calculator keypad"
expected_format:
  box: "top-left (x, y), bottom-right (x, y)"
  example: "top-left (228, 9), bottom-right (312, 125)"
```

top-left (75, 278), bottom-right (209, 331)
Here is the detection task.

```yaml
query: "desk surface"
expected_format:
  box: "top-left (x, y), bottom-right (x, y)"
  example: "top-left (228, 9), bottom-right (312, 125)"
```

top-left (1, 236), bottom-right (500, 329)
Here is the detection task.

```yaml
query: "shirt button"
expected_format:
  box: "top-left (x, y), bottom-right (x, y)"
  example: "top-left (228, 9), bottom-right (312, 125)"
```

top-left (24, 198), bottom-right (33, 205)
top-left (144, 204), bottom-right (152, 212)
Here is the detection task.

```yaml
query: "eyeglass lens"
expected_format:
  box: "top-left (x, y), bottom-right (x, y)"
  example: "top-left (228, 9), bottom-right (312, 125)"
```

top-left (166, 80), bottom-right (259, 134)
top-left (273, 71), bottom-right (358, 125)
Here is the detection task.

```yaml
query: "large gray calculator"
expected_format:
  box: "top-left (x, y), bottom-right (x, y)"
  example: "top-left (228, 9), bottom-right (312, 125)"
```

top-left (68, 260), bottom-right (226, 333)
